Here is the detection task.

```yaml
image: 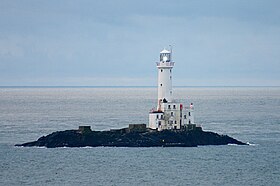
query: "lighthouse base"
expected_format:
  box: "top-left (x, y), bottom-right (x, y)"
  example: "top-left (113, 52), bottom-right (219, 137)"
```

top-left (149, 102), bottom-right (195, 131)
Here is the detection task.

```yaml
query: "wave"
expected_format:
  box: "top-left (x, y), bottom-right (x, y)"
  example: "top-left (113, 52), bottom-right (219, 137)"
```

top-left (246, 142), bottom-right (258, 146)
top-left (227, 143), bottom-right (239, 146)
top-left (14, 145), bottom-right (47, 149)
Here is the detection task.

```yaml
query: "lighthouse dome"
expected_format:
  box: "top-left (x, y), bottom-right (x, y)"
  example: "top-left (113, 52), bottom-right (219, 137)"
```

top-left (160, 49), bottom-right (171, 54)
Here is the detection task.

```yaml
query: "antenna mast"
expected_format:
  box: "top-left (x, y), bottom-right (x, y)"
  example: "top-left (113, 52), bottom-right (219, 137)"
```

top-left (169, 45), bottom-right (173, 61)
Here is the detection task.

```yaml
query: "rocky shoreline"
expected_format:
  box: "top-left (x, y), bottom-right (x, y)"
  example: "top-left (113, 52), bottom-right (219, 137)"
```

top-left (15, 125), bottom-right (246, 148)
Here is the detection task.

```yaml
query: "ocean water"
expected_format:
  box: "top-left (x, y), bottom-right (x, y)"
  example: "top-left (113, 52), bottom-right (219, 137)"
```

top-left (0, 87), bottom-right (279, 186)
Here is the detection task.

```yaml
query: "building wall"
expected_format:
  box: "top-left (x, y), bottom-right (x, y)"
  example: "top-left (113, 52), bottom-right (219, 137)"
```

top-left (149, 112), bottom-right (164, 129)
top-left (161, 102), bottom-right (180, 130)
top-left (157, 65), bottom-right (173, 102)
top-left (182, 107), bottom-right (195, 125)
top-left (149, 103), bottom-right (195, 130)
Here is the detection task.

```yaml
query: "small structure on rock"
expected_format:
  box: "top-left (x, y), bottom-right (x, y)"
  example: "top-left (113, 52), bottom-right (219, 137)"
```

top-left (128, 124), bottom-right (147, 133)
top-left (78, 126), bottom-right (92, 133)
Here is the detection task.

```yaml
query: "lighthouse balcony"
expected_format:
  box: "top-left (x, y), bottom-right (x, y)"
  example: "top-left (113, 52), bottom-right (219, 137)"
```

top-left (156, 62), bottom-right (175, 67)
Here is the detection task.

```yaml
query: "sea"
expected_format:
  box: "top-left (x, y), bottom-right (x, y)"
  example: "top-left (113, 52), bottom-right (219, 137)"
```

top-left (0, 87), bottom-right (279, 186)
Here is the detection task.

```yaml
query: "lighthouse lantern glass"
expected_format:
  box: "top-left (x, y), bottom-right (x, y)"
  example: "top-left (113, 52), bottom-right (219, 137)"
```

top-left (160, 53), bottom-right (171, 62)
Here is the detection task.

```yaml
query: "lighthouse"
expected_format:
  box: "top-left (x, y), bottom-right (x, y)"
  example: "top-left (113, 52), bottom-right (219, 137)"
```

top-left (149, 48), bottom-right (196, 131)
top-left (157, 49), bottom-right (174, 109)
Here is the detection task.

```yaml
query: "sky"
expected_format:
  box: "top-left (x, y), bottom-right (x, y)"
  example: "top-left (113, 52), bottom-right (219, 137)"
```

top-left (0, 0), bottom-right (280, 86)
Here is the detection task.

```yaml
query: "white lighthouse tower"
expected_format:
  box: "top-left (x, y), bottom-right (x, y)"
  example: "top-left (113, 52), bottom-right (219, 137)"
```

top-left (157, 49), bottom-right (174, 108)
top-left (149, 48), bottom-right (197, 131)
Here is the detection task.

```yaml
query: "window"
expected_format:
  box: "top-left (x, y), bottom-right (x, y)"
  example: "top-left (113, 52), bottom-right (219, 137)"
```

top-left (161, 69), bottom-right (163, 72)
top-left (170, 121), bottom-right (173, 124)
top-left (189, 120), bottom-right (191, 124)
top-left (175, 121), bottom-right (177, 124)
top-left (168, 105), bottom-right (171, 109)
top-left (170, 70), bottom-right (172, 73)
top-left (158, 121), bottom-right (161, 126)
top-left (171, 112), bottom-right (173, 116)
top-left (173, 105), bottom-right (176, 109)
top-left (156, 115), bottom-right (159, 119)
top-left (184, 115), bottom-right (187, 119)
top-left (160, 84), bottom-right (162, 86)
top-left (170, 76), bottom-right (172, 79)
top-left (189, 112), bottom-right (191, 116)
top-left (161, 115), bottom-right (164, 119)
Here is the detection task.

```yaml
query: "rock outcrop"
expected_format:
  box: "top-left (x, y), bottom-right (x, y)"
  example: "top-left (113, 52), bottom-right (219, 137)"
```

top-left (15, 125), bottom-right (246, 148)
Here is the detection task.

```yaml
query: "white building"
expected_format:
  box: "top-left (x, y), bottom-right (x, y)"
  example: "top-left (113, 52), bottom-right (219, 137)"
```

top-left (149, 48), bottom-right (196, 131)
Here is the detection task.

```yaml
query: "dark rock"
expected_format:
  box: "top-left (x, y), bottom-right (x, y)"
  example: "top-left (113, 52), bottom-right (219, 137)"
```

top-left (15, 126), bottom-right (246, 148)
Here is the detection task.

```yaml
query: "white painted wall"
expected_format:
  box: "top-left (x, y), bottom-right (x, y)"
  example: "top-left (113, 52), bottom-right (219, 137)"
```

top-left (157, 65), bottom-right (173, 103)
top-left (149, 112), bottom-right (164, 129)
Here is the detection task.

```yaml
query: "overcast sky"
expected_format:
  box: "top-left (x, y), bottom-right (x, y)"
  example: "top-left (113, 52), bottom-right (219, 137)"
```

top-left (0, 0), bottom-right (279, 86)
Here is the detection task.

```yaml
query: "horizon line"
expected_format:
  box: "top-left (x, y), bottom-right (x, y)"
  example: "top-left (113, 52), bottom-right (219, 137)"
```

top-left (0, 85), bottom-right (279, 88)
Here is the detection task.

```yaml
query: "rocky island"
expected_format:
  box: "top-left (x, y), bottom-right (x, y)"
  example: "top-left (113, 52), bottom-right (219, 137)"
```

top-left (15, 124), bottom-right (246, 148)
top-left (16, 49), bottom-right (247, 148)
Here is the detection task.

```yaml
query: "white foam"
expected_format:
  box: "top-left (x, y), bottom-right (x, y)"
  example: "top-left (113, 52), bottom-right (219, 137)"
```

top-left (246, 142), bottom-right (258, 146)
top-left (14, 145), bottom-right (47, 149)
top-left (227, 143), bottom-right (238, 146)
